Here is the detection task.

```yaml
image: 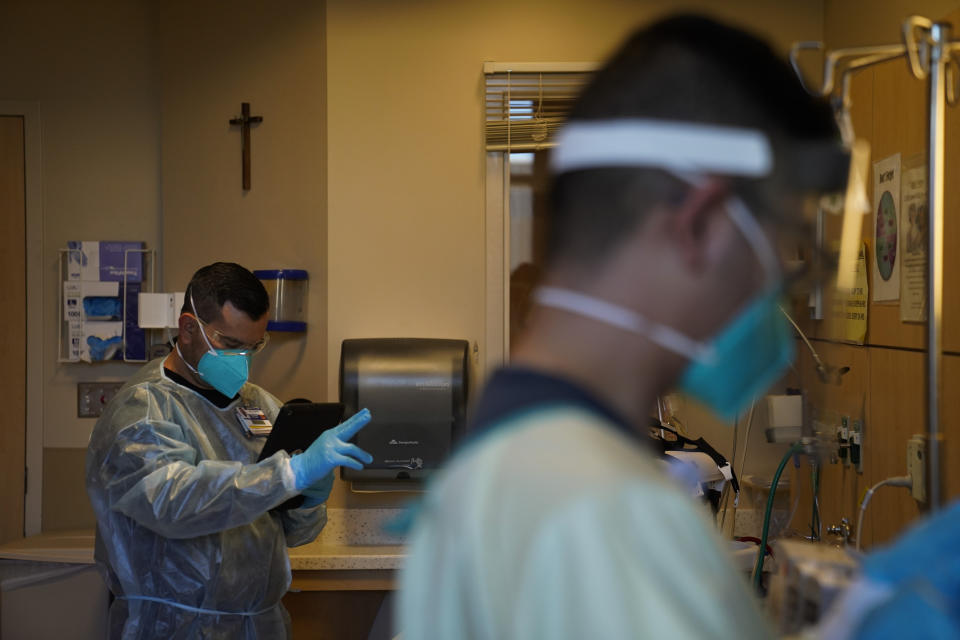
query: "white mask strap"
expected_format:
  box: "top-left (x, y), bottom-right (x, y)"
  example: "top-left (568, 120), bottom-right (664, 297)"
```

top-left (175, 338), bottom-right (202, 377)
top-left (189, 292), bottom-right (219, 356)
top-left (671, 172), bottom-right (782, 290)
top-left (534, 286), bottom-right (713, 363)
top-left (724, 197), bottom-right (782, 289)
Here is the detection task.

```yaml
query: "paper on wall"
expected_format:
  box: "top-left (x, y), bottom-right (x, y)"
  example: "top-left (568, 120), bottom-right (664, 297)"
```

top-left (871, 153), bottom-right (901, 302)
top-left (831, 242), bottom-right (868, 344)
top-left (899, 156), bottom-right (927, 322)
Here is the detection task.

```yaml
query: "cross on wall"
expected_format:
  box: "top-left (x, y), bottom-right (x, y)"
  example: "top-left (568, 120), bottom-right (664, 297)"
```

top-left (229, 102), bottom-right (263, 190)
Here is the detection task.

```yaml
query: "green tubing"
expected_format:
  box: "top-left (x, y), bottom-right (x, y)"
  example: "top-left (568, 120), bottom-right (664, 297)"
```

top-left (752, 442), bottom-right (804, 592)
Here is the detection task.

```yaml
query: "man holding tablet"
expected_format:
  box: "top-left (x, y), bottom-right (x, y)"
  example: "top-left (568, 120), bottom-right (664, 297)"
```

top-left (86, 262), bottom-right (372, 639)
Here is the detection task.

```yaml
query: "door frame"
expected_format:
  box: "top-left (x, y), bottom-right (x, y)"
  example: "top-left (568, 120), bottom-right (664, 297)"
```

top-left (483, 152), bottom-right (509, 376)
top-left (1, 101), bottom-right (44, 535)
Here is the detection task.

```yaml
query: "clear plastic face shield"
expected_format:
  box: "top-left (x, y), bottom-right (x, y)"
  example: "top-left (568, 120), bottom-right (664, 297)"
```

top-left (550, 119), bottom-right (856, 299)
top-left (543, 119), bottom-right (855, 420)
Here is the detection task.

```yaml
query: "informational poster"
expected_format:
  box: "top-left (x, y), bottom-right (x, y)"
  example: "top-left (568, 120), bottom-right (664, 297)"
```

top-left (899, 156), bottom-right (928, 322)
top-left (834, 242), bottom-right (868, 344)
top-left (872, 154), bottom-right (901, 302)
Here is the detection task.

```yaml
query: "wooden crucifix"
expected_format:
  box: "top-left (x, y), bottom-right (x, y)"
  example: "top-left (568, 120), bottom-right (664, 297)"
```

top-left (229, 102), bottom-right (263, 190)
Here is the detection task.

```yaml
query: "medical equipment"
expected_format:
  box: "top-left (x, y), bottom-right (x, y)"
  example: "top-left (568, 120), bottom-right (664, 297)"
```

top-left (765, 538), bottom-right (859, 635)
top-left (855, 476), bottom-right (911, 551)
top-left (650, 421), bottom-right (737, 513)
top-left (253, 269), bottom-right (308, 331)
top-left (791, 15), bottom-right (960, 510)
top-left (752, 442), bottom-right (804, 590)
top-left (59, 244), bottom-right (156, 363)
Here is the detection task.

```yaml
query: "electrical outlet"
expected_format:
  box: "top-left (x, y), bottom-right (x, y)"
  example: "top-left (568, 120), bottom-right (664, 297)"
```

top-left (906, 435), bottom-right (927, 503)
top-left (77, 382), bottom-right (124, 418)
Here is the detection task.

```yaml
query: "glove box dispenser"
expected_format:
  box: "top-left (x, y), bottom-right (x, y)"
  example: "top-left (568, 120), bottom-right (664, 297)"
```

top-left (339, 338), bottom-right (469, 482)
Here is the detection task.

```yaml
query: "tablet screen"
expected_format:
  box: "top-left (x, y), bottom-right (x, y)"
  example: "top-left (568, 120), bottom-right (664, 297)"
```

top-left (257, 402), bottom-right (346, 462)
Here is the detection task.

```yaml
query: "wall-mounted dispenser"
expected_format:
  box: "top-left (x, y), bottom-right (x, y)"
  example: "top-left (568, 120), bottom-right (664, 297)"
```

top-left (339, 338), bottom-right (470, 484)
top-left (253, 269), bottom-right (308, 331)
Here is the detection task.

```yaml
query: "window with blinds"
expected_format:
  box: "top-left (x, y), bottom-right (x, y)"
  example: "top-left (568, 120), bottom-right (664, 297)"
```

top-left (483, 64), bottom-right (595, 152)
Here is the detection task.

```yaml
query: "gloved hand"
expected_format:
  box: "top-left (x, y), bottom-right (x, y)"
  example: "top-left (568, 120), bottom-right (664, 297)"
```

top-left (862, 499), bottom-right (960, 585)
top-left (300, 472), bottom-right (335, 508)
top-left (852, 500), bottom-right (960, 639)
top-left (289, 409), bottom-right (373, 490)
top-left (853, 557), bottom-right (960, 639)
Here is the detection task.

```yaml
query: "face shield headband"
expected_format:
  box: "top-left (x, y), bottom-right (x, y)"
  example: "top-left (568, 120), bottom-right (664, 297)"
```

top-left (552, 119), bottom-right (854, 292)
top-left (551, 118), bottom-right (850, 191)
top-left (551, 119), bottom-right (774, 177)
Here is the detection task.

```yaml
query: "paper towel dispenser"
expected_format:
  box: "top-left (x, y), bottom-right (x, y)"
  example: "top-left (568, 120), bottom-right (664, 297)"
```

top-left (339, 338), bottom-right (470, 482)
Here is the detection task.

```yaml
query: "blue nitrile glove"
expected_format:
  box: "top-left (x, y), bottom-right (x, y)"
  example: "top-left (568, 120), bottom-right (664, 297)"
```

top-left (854, 556), bottom-right (960, 639)
top-left (862, 500), bottom-right (960, 585)
top-left (289, 408), bottom-right (373, 490)
top-left (852, 500), bottom-right (960, 639)
top-left (300, 472), bottom-right (335, 508)
top-left (87, 335), bottom-right (123, 361)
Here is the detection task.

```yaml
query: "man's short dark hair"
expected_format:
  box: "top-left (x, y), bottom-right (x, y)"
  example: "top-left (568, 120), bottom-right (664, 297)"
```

top-left (547, 14), bottom-right (840, 267)
top-left (182, 262), bottom-right (270, 322)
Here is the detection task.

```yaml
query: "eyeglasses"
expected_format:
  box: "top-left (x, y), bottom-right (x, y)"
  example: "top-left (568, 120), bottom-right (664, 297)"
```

top-left (200, 319), bottom-right (270, 355)
top-left (190, 291), bottom-right (270, 356)
top-left (189, 294), bottom-right (269, 355)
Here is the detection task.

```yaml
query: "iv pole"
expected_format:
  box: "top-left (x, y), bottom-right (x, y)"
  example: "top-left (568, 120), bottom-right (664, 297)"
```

top-left (791, 16), bottom-right (959, 512)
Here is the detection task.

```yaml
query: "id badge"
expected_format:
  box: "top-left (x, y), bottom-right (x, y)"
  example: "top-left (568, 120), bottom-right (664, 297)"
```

top-left (236, 406), bottom-right (273, 437)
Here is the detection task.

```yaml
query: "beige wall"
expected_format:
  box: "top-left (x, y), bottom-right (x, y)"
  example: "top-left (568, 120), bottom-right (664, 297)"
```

top-left (157, 1), bottom-right (329, 405)
top-left (2, 0), bottom-right (831, 527)
top-left (324, 0), bottom-right (825, 396)
top-left (323, 0), bottom-right (824, 506)
top-left (0, 0), bottom-right (162, 531)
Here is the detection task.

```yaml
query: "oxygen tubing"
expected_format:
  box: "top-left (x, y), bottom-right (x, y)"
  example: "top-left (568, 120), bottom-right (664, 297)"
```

top-left (752, 442), bottom-right (804, 592)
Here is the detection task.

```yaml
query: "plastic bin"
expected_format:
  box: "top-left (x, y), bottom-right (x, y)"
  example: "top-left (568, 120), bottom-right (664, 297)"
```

top-left (254, 269), bottom-right (308, 332)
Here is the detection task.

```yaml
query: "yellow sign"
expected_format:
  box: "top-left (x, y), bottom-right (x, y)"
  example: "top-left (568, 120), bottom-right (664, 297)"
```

top-left (830, 242), bottom-right (868, 344)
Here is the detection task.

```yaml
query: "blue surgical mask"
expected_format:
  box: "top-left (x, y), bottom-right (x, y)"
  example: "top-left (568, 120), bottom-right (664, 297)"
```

top-left (534, 195), bottom-right (794, 422)
top-left (677, 288), bottom-right (794, 421)
top-left (176, 296), bottom-right (252, 398)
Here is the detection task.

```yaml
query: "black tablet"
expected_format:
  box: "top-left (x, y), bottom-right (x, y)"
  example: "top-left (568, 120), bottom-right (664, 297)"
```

top-left (257, 402), bottom-right (346, 462)
top-left (259, 402), bottom-right (345, 511)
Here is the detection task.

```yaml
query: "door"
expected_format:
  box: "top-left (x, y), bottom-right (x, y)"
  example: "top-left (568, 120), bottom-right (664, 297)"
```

top-left (0, 115), bottom-right (26, 543)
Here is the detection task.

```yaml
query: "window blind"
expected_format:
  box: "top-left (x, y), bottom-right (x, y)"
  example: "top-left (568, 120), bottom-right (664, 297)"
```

top-left (484, 65), bottom-right (594, 152)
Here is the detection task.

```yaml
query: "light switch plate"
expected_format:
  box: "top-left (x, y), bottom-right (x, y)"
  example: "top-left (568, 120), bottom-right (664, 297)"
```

top-left (77, 382), bottom-right (125, 418)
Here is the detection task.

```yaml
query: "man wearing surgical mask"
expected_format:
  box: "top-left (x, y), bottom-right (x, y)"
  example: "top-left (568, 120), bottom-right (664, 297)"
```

top-left (398, 15), bottom-right (960, 640)
top-left (87, 262), bottom-right (374, 639)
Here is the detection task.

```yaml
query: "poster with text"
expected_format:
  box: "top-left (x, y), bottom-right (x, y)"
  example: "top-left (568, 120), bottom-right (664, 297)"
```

top-left (831, 242), bottom-right (868, 344)
top-left (872, 153), bottom-right (901, 302)
top-left (899, 156), bottom-right (927, 322)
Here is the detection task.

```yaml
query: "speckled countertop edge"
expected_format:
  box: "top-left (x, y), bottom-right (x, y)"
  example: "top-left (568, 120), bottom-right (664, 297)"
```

top-left (287, 544), bottom-right (406, 570)
top-left (286, 507), bottom-right (408, 570)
